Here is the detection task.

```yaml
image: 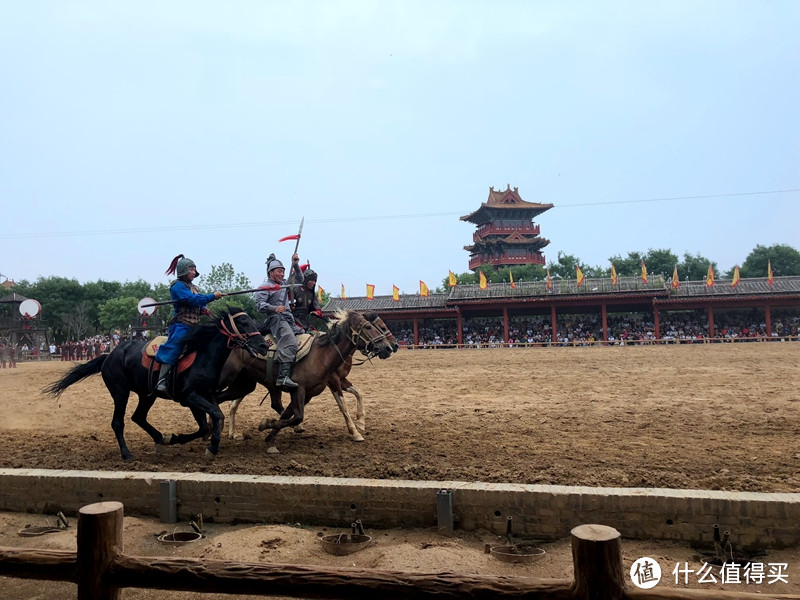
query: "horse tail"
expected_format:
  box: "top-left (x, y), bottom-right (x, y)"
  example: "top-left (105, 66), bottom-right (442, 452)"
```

top-left (42, 354), bottom-right (109, 398)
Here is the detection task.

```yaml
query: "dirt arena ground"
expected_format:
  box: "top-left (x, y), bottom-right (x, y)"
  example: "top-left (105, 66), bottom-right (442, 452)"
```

top-left (1, 343), bottom-right (800, 598)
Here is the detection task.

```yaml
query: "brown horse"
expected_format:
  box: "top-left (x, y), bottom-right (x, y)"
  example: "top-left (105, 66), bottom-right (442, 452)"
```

top-left (216, 310), bottom-right (396, 453)
top-left (224, 315), bottom-right (398, 442)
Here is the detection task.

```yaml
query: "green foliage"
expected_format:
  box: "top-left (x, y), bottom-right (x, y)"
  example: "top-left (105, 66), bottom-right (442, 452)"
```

top-left (98, 297), bottom-right (140, 333)
top-left (197, 262), bottom-right (257, 318)
top-left (739, 244), bottom-right (800, 278)
top-left (678, 252), bottom-right (716, 280)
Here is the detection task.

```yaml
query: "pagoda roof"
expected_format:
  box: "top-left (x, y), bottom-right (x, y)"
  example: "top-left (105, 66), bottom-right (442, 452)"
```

top-left (464, 235), bottom-right (550, 252)
top-left (460, 185), bottom-right (554, 225)
top-left (0, 292), bottom-right (28, 304)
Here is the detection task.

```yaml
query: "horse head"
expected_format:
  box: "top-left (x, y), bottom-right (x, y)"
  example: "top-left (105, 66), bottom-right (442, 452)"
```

top-left (215, 307), bottom-right (269, 357)
top-left (366, 314), bottom-right (399, 353)
top-left (329, 310), bottom-right (395, 360)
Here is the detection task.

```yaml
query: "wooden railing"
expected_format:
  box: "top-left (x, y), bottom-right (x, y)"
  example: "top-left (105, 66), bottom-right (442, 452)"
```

top-left (1, 503), bottom-right (797, 599)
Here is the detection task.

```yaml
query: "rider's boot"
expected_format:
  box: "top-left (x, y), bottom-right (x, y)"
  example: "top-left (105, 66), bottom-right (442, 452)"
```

top-left (155, 363), bottom-right (173, 399)
top-left (276, 362), bottom-right (298, 390)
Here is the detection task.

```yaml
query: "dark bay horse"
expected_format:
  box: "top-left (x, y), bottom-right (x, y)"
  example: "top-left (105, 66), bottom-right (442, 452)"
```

top-left (44, 308), bottom-right (268, 460)
top-left (224, 315), bottom-right (398, 441)
top-left (216, 310), bottom-right (395, 453)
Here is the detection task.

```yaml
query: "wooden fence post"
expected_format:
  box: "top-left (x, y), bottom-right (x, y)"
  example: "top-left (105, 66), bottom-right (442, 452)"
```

top-left (77, 501), bottom-right (124, 600)
top-left (570, 524), bottom-right (625, 600)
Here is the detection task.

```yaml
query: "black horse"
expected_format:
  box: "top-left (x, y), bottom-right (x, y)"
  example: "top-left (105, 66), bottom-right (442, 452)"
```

top-left (44, 307), bottom-right (268, 460)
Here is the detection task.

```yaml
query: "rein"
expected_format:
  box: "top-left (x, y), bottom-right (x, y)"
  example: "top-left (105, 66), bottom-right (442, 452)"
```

top-left (217, 312), bottom-right (261, 349)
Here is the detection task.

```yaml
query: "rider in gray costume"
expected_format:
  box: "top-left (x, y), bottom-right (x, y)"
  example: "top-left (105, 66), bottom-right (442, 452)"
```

top-left (254, 252), bottom-right (304, 389)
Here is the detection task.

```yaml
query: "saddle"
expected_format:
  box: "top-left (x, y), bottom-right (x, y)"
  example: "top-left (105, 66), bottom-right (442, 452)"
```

top-left (141, 336), bottom-right (197, 374)
top-left (257, 333), bottom-right (317, 384)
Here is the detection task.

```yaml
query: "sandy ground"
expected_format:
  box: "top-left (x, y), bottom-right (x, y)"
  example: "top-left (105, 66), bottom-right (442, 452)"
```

top-left (1, 344), bottom-right (800, 598)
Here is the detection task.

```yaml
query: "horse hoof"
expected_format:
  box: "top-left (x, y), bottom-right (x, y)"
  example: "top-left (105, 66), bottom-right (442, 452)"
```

top-left (161, 434), bottom-right (173, 445)
top-left (258, 418), bottom-right (277, 432)
top-left (352, 434), bottom-right (365, 442)
top-left (205, 448), bottom-right (217, 461)
top-left (266, 446), bottom-right (280, 455)
top-left (292, 425), bottom-right (306, 434)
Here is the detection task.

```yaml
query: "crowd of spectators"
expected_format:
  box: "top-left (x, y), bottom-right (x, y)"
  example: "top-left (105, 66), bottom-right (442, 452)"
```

top-left (390, 310), bottom-right (800, 347)
top-left (54, 335), bottom-right (119, 361)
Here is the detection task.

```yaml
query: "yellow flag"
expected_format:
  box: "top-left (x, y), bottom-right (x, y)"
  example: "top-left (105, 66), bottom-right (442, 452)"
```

top-left (768, 260), bottom-right (774, 286)
top-left (341, 284), bottom-right (346, 300)
top-left (576, 266), bottom-right (585, 287)
top-left (366, 284), bottom-right (375, 300)
top-left (317, 285), bottom-right (324, 303)
top-left (706, 264), bottom-right (715, 287)
top-left (731, 265), bottom-right (740, 288)
top-left (641, 260), bottom-right (648, 284)
top-left (546, 268), bottom-right (552, 291)
top-left (419, 280), bottom-right (429, 297)
top-left (672, 266), bottom-right (680, 290)
top-left (509, 271), bottom-right (516, 289)
top-left (448, 270), bottom-right (457, 287)
top-left (610, 263), bottom-right (618, 286)
top-left (392, 285), bottom-right (399, 302)
top-left (479, 271), bottom-right (487, 290)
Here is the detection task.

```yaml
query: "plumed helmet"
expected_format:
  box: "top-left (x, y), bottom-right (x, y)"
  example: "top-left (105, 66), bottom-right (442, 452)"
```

top-left (176, 257), bottom-right (197, 277)
top-left (165, 254), bottom-right (198, 278)
top-left (304, 269), bottom-right (317, 284)
top-left (265, 253), bottom-right (284, 273)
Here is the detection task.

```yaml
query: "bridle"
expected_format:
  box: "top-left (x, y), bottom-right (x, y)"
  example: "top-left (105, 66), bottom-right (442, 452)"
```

top-left (217, 311), bottom-right (263, 351)
top-left (329, 313), bottom-right (390, 363)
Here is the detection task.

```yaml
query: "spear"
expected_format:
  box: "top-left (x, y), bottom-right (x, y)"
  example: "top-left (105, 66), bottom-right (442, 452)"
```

top-left (138, 284), bottom-right (302, 308)
top-left (280, 216), bottom-right (304, 305)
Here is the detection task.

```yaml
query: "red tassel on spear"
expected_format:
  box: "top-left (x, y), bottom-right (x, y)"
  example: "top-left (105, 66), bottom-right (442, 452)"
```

top-left (278, 234), bottom-right (300, 242)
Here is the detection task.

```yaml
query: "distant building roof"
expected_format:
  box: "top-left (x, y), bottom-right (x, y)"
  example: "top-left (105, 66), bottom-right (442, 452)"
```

top-left (0, 292), bottom-right (28, 304)
top-left (460, 185), bottom-right (553, 225)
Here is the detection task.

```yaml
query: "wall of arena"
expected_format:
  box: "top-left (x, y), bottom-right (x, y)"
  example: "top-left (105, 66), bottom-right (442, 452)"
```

top-left (1, 468), bottom-right (798, 549)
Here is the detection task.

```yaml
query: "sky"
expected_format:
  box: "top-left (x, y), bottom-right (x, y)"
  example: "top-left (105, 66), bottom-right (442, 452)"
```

top-left (1, 1), bottom-right (798, 297)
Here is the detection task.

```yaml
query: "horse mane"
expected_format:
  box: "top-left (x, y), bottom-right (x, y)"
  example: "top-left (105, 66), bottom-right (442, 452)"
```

top-left (317, 309), bottom-right (352, 347)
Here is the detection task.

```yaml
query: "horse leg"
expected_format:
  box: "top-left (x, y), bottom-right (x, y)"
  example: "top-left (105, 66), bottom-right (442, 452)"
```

top-left (128, 392), bottom-right (176, 449)
top-left (330, 388), bottom-right (364, 443)
top-left (178, 392), bottom-right (224, 459)
top-left (106, 385), bottom-right (136, 461)
top-left (228, 398), bottom-right (243, 440)
top-left (341, 377), bottom-right (366, 433)
top-left (260, 388), bottom-right (306, 454)
top-left (166, 406), bottom-right (212, 446)
top-left (217, 374), bottom-right (257, 440)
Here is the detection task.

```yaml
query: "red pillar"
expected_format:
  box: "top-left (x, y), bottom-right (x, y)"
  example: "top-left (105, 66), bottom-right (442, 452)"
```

top-left (503, 306), bottom-right (509, 344)
top-left (551, 305), bottom-right (557, 346)
top-left (653, 305), bottom-right (661, 342)
top-left (765, 306), bottom-right (772, 337)
top-left (413, 318), bottom-right (419, 347)
top-left (456, 309), bottom-right (463, 346)
top-left (601, 303), bottom-right (608, 345)
top-left (707, 307), bottom-right (715, 340)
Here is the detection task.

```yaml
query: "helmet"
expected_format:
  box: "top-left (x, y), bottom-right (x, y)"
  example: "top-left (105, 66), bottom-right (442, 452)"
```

top-left (176, 257), bottom-right (197, 277)
top-left (304, 269), bottom-right (317, 284)
top-left (266, 253), bottom-right (284, 273)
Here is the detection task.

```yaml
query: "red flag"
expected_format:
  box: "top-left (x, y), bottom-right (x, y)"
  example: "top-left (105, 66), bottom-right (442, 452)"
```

top-left (576, 266), bottom-right (585, 287)
top-left (672, 265), bottom-right (680, 290)
top-left (392, 285), bottom-right (400, 302)
top-left (731, 266), bottom-right (741, 288)
top-left (366, 284), bottom-right (375, 300)
top-left (278, 234), bottom-right (300, 243)
top-left (641, 260), bottom-right (648, 284)
top-left (768, 260), bottom-right (774, 286)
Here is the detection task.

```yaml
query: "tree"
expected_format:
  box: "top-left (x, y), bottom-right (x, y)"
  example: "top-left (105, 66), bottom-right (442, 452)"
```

top-left (98, 297), bottom-right (140, 334)
top-left (678, 252), bottom-right (716, 281)
top-left (739, 244), bottom-right (800, 278)
top-left (197, 262), bottom-right (256, 317)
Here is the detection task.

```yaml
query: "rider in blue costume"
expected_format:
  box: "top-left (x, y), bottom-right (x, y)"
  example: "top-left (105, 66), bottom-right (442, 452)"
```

top-left (154, 254), bottom-right (223, 398)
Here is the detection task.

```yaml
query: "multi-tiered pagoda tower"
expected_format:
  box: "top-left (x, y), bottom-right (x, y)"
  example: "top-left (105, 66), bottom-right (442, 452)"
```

top-left (460, 185), bottom-right (553, 270)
